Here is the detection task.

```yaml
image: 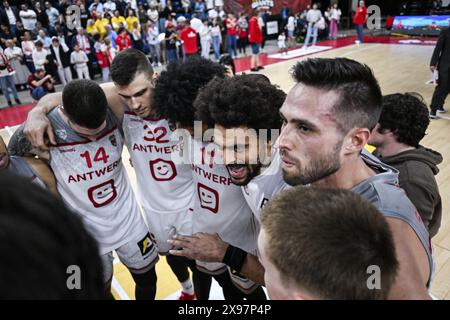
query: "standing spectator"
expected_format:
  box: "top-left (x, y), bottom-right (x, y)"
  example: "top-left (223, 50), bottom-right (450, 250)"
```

top-left (4, 39), bottom-right (30, 90)
top-left (353, 0), bottom-right (368, 44)
top-left (214, 0), bottom-right (223, 12)
top-left (277, 31), bottom-right (287, 55)
top-left (199, 19), bottom-right (211, 59)
top-left (303, 3), bottom-right (322, 49)
top-left (104, 0), bottom-right (117, 13)
top-left (14, 20), bottom-right (26, 44)
top-left (44, 1), bottom-right (60, 33)
top-left (71, 27), bottom-right (92, 57)
top-left (180, 19), bottom-right (198, 58)
top-left (1, 0), bottom-right (19, 35)
top-left (369, 93), bottom-right (443, 238)
top-left (70, 44), bottom-right (90, 79)
top-left (194, 0), bottom-right (206, 20)
top-left (19, 4), bottom-right (37, 32)
top-left (49, 37), bottom-right (72, 85)
top-left (27, 68), bottom-right (55, 101)
top-left (126, 9), bottom-right (140, 33)
top-left (248, 9), bottom-right (263, 72)
top-left (131, 21), bottom-right (143, 51)
top-left (147, 3), bottom-right (159, 24)
top-left (89, 0), bottom-right (104, 15)
top-left (93, 33), bottom-right (110, 82)
top-left (190, 13), bottom-right (203, 33)
top-left (210, 17), bottom-right (221, 60)
top-left (104, 36), bottom-right (117, 61)
top-left (115, 26), bottom-right (132, 51)
top-left (0, 23), bottom-right (17, 47)
top-left (32, 40), bottom-right (49, 71)
top-left (21, 31), bottom-right (35, 73)
top-left (104, 24), bottom-right (118, 48)
top-left (37, 29), bottom-right (52, 50)
top-left (225, 13), bottom-right (237, 58)
top-left (111, 9), bottom-right (126, 32)
top-left (0, 47), bottom-right (21, 106)
top-left (33, 1), bottom-right (49, 31)
top-left (286, 14), bottom-right (295, 48)
top-left (164, 22), bottom-right (178, 62)
top-left (147, 20), bottom-right (161, 66)
top-left (79, 3), bottom-right (89, 29)
top-left (329, 3), bottom-right (341, 40)
top-left (138, 4), bottom-right (149, 26)
top-left (429, 22), bottom-right (450, 118)
top-left (237, 12), bottom-right (248, 56)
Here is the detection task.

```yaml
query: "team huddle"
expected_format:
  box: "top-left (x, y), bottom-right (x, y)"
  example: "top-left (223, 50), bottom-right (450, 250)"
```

top-left (0, 48), bottom-right (440, 300)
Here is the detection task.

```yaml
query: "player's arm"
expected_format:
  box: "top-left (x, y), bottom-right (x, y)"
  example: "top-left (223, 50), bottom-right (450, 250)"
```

top-left (168, 233), bottom-right (265, 285)
top-left (25, 157), bottom-right (59, 197)
top-left (386, 217), bottom-right (431, 299)
top-left (430, 29), bottom-right (446, 70)
top-left (24, 82), bottom-right (125, 150)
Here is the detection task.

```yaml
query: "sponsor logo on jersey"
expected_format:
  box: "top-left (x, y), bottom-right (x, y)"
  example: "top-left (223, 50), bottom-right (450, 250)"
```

top-left (149, 159), bottom-right (177, 181)
top-left (138, 232), bottom-right (154, 256)
top-left (197, 183), bottom-right (219, 213)
top-left (87, 179), bottom-right (117, 208)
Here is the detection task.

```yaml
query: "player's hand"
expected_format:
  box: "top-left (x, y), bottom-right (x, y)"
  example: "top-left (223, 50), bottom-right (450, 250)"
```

top-left (168, 232), bottom-right (229, 262)
top-left (24, 109), bottom-right (56, 150)
top-left (430, 66), bottom-right (436, 72)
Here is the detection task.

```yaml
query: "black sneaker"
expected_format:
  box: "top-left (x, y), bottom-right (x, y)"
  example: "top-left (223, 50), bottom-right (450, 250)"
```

top-left (257, 66), bottom-right (265, 70)
top-left (250, 68), bottom-right (259, 72)
top-left (7, 100), bottom-right (13, 107)
top-left (15, 98), bottom-right (22, 105)
top-left (437, 106), bottom-right (446, 113)
top-left (429, 110), bottom-right (438, 119)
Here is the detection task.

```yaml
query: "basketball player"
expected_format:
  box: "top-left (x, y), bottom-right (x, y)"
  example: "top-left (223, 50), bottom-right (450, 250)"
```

top-left (0, 172), bottom-right (105, 299)
top-left (259, 187), bottom-right (399, 300)
top-left (169, 75), bottom-right (287, 285)
top-left (20, 49), bottom-right (208, 300)
top-left (13, 79), bottom-right (160, 300)
top-left (278, 58), bottom-right (433, 299)
top-left (0, 135), bottom-right (57, 195)
top-left (153, 57), bottom-right (266, 299)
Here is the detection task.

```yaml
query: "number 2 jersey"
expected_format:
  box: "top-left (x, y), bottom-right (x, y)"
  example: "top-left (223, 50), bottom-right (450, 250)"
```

top-left (48, 107), bottom-right (151, 255)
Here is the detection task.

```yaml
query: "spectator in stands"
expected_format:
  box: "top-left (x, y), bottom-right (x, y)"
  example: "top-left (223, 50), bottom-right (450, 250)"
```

top-left (27, 68), bottom-right (55, 101)
top-left (116, 26), bottom-right (132, 51)
top-left (104, 24), bottom-right (117, 49)
top-left (147, 20), bottom-right (161, 66)
top-left (37, 29), bottom-right (52, 49)
top-left (1, 0), bottom-right (19, 35)
top-left (19, 4), bottom-right (37, 32)
top-left (237, 12), bottom-right (248, 56)
top-left (0, 47), bottom-right (21, 106)
top-left (70, 44), bottom-right (90, 79)
top-left (104, 0), bottom-right (117, 13)
top-left (211, 17), bottom-right (221, 60)
top-left (111, 9), bottom-right (126, 32)
top-left (180, 19), bottom-right (198, 58)
top-left (329, 3), bottom-right (341, 40)
top-left (49, 37), bottom-right (71, 86)
top-left (15, 20), bottom-right (26, 44)
top-left (199, 18), bottom-right (211, 59)
top-left (4, 39), bottom-right (29, 91)
top-left (32, 40), bottom-right (49, 72)
top-left (44, 1), bottom-right (60, 34)
top-left (0, 23), bottom-right (17, 47)
top-left (126, 9), bottom-right (140, 32)
top-left (21, 31), bottom-right (35, 73)
top-left (248, 9), bottom-right (263, 71)
top-left (303, 3), bottom-right (322, 49)
top-left (34, 1), bottom-right (49, 32)
top-left (165, 21), bottom-right (179, 62)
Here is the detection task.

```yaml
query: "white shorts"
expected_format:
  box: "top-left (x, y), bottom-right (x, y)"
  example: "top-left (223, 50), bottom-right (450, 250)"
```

top-left (143, 207), bottom-right (194, 254)
top-left (228, 268), bottom-right (259, 294)
top-left (195, 260), bottom-right (228, 275)
top-left (101, 230), bottom-right (159, 283)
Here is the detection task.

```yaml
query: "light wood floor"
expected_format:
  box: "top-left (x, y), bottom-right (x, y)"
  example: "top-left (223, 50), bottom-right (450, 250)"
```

top-left (1, 42), bottom-right (448, 299)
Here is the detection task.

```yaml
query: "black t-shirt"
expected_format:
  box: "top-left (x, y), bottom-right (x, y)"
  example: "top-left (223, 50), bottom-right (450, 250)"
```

top-left (165, 30), bottom-right (177, 50)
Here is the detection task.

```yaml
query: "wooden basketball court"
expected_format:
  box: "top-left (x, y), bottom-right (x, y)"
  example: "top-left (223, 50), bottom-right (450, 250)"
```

top-left (1, 39), bottom-right (448, 299)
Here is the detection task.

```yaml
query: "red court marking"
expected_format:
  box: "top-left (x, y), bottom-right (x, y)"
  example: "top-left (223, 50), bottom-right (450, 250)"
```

top-left (0, 103), bottom-right (35, 129)
top-left (0, 36), bottom-right (437, 129)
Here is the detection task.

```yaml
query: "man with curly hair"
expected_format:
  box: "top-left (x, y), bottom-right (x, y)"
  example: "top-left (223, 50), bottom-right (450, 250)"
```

top-left (154, 57), bottom-right (267, 299)
top-left (169, 74), bottom-right (288, 288)
top-left (368, 93), bottom-right (443, 238)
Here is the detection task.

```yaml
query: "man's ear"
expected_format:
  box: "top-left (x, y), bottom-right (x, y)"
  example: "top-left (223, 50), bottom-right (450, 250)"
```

top-left (343, 127), bottom-right (371, 155)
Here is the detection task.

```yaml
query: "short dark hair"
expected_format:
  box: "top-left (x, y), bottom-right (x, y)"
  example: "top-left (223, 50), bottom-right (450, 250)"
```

top-left (62, 79), bottom-right (107, 129)
top-left (292, 58), bottom-right (382, 133)
top-left (261, 186), bottom-right (399, 300)
top-left (110, 48), bottom-right (153, 86)
top-left (152, 57), bottom-right (226, 128)
top-left (195, 74), bottom-right (286, 136)
top-left (0, 172), bottom-right (105, 299)
top-left (377, 93), bottom-right (429, 147)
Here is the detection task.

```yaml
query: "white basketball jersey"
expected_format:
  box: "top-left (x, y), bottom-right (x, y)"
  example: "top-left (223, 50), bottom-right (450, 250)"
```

top-left (48, 107), bottom-right (149, 255)
top-left (242, 151), bottom-right (291, 222)
top-left (122, 109), bottom-right (194, 214)
top-left (191, 138), bottom-right (259, 257)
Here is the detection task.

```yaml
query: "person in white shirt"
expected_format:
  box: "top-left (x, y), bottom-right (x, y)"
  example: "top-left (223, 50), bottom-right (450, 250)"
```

top-left (199, 19), bottom-right (212, 59)
top-left (4, 40), bottom-right (30, 89)
top-left (303, 3), bottom-right (322, 48)
top-left (50, 37), bottom-right (72, 85)
top-left (44, 1), bottom-right (60, 28)
top-left (103, 0), bottom-right (117, 13)
top-left (146, 21), bottom-right (161, 66)
top-left (32, 40), bottom-right (49, 71)
top-left (89, 0), bottom-right (104, 14)
top-left (70, 44), bottom-right (90, 79)
top-left (210, 18), bottom-right (221, 61)
top-left (2, 1), bottom-right (18, 34)
top-left (19, 4), bottom-right (37, 31)
top-left (190, 14), bottom-right (203, 34)
top-left (286, 15), bottom-right (296, 48)
top-left (329, 3), bottom-right (341, 40)
top-left (277, 32), bottom-right (287, 55)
